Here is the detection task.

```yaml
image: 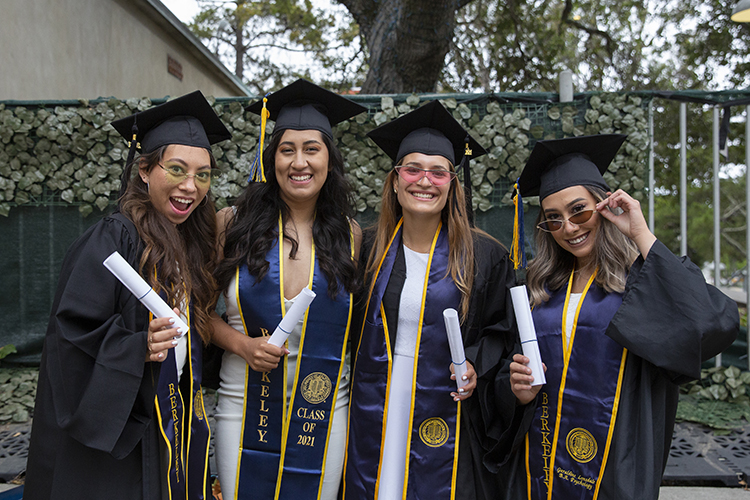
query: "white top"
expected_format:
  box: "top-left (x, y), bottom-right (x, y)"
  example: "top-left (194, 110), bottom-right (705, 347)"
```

top-left (213, 276), bottom-right (350, 500)
top-left (565, 293), bottom-right (582, 345)
top-left (394, 247), bottom-right (430, 356)
top-left (378, 246), bottom-right (429, 499)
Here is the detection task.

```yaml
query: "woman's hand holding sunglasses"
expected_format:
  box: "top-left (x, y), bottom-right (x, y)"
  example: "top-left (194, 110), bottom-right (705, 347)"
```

top-left (596, 189), bottom-right (657, 258)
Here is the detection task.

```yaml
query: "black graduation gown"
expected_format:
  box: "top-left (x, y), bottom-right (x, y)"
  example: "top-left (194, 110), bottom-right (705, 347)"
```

top-left (25, 213), bottom-right (171, 500)
top-left (354, 230), bottom-right (523, 500)
top-left (492, 240), bottom-right (740, 500)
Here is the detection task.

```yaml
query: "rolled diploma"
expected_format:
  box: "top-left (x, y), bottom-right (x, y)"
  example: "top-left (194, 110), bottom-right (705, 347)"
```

top-left (510, 285), bottom-right (546, 386)
top-left (443, 308), bottom-right (469, 389)
top-left (103, 251), bottom-right (190, 336)
top-left (267, 287), bottom-right (316, 347)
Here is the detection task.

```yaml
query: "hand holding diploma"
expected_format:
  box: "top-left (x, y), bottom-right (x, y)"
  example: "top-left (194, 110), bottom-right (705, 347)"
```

top-left (509, 285), bottom-right (547, 405)
top-left (145, 312), bottom-right (182, 363)
top-left (103, 251), bottom-right (190, 336)
top-left (444, 309), bottom-right (468, 389)
top-left (510, 285), bottom-right (545, 386)
top-left (228, 288), bottom-right (315, 372)
top-left (444, 309), bottom-right (477, 401)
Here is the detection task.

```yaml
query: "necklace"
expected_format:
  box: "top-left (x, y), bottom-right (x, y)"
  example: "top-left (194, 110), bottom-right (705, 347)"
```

top-left (573, 262), bottom-right (594, 274)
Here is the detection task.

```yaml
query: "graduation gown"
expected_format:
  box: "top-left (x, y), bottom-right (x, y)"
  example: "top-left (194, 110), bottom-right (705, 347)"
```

top-left (493, 239), bottom-right (740, 500)
top-left (24, 213), bottom-right (211, 500)
top-left (346, 229), bottom-right (524, 500)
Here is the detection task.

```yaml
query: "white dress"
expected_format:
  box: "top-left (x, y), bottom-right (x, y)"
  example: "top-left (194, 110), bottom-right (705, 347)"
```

top-left (377, 246), bottom-right (429, 499)
top-left (214, 276), bottom-right (350, 500)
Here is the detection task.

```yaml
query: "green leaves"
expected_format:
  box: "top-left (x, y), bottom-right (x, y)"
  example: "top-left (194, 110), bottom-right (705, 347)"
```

top-left (0, 93), bottom-right (649, 216)
top-left (678, 366), bottom-right (750, 429)
top-left (0, 344), bottom-right (16, 361)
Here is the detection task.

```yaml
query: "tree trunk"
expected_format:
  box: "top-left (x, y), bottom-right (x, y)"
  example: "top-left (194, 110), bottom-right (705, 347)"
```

top-left (233, 9), bottom-right (244, 79)
top-left (340, 0), bottom-right (474, 93)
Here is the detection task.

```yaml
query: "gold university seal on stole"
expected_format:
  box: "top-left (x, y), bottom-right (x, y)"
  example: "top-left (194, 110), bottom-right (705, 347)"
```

top-left (194, 390), bottom-right (205, 421)
top-left (566, 428), bottom-right (597, 463)
top-left (419, 417), bottom-right (449, 447)
top-left (301, 372), bottom-right (332, 404)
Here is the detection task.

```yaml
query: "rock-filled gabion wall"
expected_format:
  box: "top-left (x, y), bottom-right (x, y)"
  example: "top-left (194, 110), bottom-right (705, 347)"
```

top-left (0, 92), bottom-right (650, 218)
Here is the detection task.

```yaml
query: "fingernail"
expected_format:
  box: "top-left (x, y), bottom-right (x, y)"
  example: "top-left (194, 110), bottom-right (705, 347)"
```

top-left (168, 318), bottom-right (175, 324)
top-left (458, 388), bottom-right (465, 393)
top-left (462, 375), bottom-right (468, 381)
top-left (158, 353), bottom-right (164, 359)
top-left (172, 339), bottom-right (179, 345)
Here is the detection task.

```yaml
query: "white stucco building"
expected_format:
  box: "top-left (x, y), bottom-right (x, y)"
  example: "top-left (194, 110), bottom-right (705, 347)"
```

top-left (1, 0), bottom-right (251, 100)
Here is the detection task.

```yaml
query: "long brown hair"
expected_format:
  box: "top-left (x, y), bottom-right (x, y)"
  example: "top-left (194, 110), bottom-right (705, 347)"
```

top-left (119, 146), bottom-right (219, 343)
top-left (527, 186), bottom-right (638, 306)
top-left (365, 164), bottom-right (475, 320)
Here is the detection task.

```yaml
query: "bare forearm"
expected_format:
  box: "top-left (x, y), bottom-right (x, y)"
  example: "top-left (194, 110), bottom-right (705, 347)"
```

top-left (209, 311), bottom-right (246, 355)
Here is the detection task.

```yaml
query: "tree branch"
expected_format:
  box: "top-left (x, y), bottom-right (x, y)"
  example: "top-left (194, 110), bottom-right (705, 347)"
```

top-left (722, 231), bottom-right (746, 255)
top-left (560, 0), bottom-right (614, 57)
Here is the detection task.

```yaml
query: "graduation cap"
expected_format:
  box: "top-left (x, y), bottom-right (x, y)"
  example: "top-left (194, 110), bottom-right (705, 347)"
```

top-left (366, 100), bottom-right (487, 225)
top-left (111, 90), bottom-right (231, 198)
top-left (245, 79), bottom-right (367, 182)
top-left (517, 134), bottom-right (627, 200)
top-left (510, 134), bottom-right (627, 270)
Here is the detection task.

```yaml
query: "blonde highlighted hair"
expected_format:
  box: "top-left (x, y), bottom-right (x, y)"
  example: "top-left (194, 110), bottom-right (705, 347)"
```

top-left (365, 165), bottom-right (475, 320)
top-left (526, 186), bottom-right (638, 306)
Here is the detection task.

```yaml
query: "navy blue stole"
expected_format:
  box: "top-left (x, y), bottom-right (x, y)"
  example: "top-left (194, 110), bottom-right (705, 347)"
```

top-left (234, 218), bottom-right (352, 499)
top-left (344, 220), bottom-right (462, 499)
top-left (525, 271), bottom-right (626, 500)
top-left (152, 295), bottom-right (211, 500)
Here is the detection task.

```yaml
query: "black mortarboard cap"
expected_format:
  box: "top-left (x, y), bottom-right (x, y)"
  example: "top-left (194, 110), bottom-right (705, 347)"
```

top-left (368, 100), bottom-right (487, 226)
top-left (366, 100), bottom-right (486, 165)
top-left (518, 134), bottom-right (627, 200)
top-left (112, 90), bottom-right (231, 154)
top-left (111, 91), bottom-right (231, 198)
top-left (245, 78), bottom-right (366, 139)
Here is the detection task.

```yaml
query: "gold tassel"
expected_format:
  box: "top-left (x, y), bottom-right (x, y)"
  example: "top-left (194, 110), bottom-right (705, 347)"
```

top-left (257, 97), bottom-right (269, 183)
top-left (510, 180), bottom-right (521, 270)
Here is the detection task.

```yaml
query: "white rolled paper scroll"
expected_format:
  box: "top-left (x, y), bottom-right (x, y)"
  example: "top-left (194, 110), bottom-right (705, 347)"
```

top-left (267, 287), bottom-right (316, 347)
top-left (510, 285), bottom-right (546, 386)
top-left (443, 308), bottom-right (469, 390)
top-left (103, 251), bottom-right (190, 336)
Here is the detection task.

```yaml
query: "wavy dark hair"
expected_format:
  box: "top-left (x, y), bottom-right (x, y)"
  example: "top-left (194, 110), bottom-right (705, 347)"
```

top-left (119, 145), bottom-right (220, 343)
top-left (215, 129), bottom-right (359, 298)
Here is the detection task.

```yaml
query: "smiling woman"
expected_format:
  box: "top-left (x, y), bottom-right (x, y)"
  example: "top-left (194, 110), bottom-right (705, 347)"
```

top-left (140, 145), bottom-right (213, 225)
top-left (274, 128), bottom-right (330, 207)
top-left (210, 79), bottom-right (366, 500)
top-left (344, 101), bottom-right (524, 500)
top-left (24, 91), bottom-right (231, 500)
top-left (500, 134), bottom-right (740, 500)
